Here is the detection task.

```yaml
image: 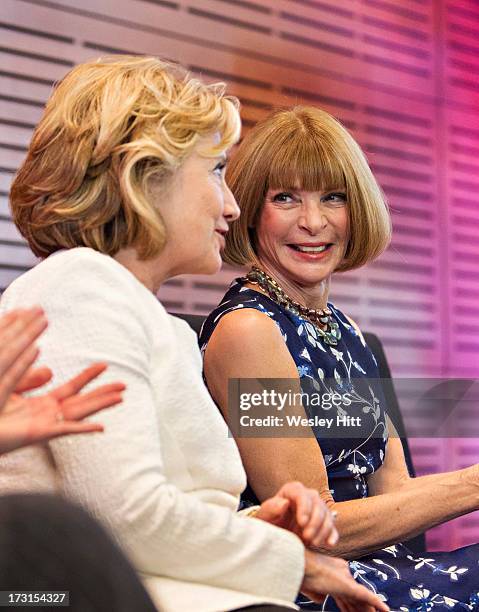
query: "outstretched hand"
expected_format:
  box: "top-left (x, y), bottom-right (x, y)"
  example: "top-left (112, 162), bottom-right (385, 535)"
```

top-left (1, 362), bottom-right (125, 454)
top-left (0, 307), bottom-right (125, 454)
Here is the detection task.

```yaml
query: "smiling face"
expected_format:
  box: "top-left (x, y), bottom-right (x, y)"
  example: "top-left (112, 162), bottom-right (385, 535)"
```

top-left (152, 134), bottom-right (240, 277)
top-left (224, 107), bottom-right (391, 280)
top-left (255, 186), bottom-right (349, 289)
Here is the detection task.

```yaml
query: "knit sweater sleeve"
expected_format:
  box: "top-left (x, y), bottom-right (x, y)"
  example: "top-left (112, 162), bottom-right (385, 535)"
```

top-left (29, 251), bottom-right (305, 603)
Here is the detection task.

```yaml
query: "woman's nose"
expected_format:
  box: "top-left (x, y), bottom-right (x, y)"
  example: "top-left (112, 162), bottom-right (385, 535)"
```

top-left (298, 205), bottom-right (328, 234)
top-left (224, 184), bottom-right (240, 222)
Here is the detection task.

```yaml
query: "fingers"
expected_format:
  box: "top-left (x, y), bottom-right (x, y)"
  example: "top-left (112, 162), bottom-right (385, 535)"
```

top-left (0, 307), bottom-right (47, 405)
top-left (0, 308), bottom-right (47, 371)
top-left (54, 422), bottom-right (105, 437)
top-left (61, 388), bottom-right (125, 420)
top-left (306, 499), bottom-right (338, 548)
top-left (338, 565), bottom-right (389, 612)
top-left (279, 481), bottom-right (313, 528)
top-left (0, 309), bottom-right (20, 332)
top-left (332, 597), bottom-right (347, 612)
top-left (335, 575), bottom-right (388, 612)
top-left (255, 496), bottom-right (290, 524)
top-left (344, 602), bottom-right (372, 612)
top-left (50, 363), bottom-right (108, 400)
top-left (280, 482), bottom-right (338, 547)
top-left (343, 600), bottom-right (359, 612)
top-left (0, 345), bottom-right (40, 410)
top-left (303, 550), bottom-right (388, 612)
top-left (62, 382), bottom-right (126, 407)
top-left (349, 584), bottom-right (389, 612)
top-left (302, 493), bottom-right (327, 544)
top-left (334, 597), bottom-right (355, 612)
top-left (67, 382), bottom-right (126, 402)
top-left (295, 487), bottom-right (314, 529)
top-left (13, 366), bottom-right (53, 394)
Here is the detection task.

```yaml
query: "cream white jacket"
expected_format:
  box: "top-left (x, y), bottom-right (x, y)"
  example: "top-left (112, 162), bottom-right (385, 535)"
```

top-left (0, 248), bottom-right (304, 612)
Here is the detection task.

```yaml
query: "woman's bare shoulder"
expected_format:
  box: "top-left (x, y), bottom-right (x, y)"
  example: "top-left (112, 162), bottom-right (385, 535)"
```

top-left (205, 307), bottom-right (297, 378)
top-left (214, 307), bottom-right (280, 336)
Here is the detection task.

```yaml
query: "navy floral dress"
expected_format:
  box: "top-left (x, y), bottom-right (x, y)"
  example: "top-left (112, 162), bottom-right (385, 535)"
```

top-left (199, 279), bottom-right (479, 612)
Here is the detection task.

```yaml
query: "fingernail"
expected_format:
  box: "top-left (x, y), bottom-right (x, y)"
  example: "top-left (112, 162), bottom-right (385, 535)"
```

top-left (331, 510), bottom-right (338, 520)
top-left (327, 531), bottom-right (339, 546)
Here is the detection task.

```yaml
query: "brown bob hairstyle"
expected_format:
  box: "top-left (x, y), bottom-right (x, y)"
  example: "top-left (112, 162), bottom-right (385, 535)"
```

top-left (223, 106), bottom-right (391, 273)
top-left (10, 55), bottom-right (240, 260)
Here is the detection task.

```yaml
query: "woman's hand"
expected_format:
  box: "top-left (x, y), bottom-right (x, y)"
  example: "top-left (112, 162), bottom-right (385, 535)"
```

top-left (254, 481), bottom-right (338, 548)
top-left (0, 362), bottom-right (125, 454)
top-left (301, 549), bottom-right (389, 612)
top-left (0, 307), bottom-right (125, 453)
top-left (0, 307), bottom-right (48, 409)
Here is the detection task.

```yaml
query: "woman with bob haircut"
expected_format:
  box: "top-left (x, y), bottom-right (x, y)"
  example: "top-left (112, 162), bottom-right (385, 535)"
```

top-left (200, 106), bottom-right (479, 611)
top-left (0, 58), bottom-right (388, 612)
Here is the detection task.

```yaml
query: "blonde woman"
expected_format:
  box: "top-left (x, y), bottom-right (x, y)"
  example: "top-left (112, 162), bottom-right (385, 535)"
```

top-left (200, 107), bottom-right (479, 611)
top-left (0, 58), bottom-right (387, 612)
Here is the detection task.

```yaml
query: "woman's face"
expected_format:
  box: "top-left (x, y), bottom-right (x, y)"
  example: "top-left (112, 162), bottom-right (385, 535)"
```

top-left (152, 134), bottom-right (240, 277)
top-left (255, 187), bottom-right (349, 288)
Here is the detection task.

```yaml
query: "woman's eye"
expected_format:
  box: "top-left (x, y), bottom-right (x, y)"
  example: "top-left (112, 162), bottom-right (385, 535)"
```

top-left (324, 192), bottom-right (347, 204)
top-left (213, 161), bottom-right (227, 177)
top-left (272, 192), bottom-right (295, 203)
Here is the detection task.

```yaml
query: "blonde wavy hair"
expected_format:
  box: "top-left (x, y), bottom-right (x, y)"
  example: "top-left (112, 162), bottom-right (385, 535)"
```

top-left (224, 106), bottom-right (391, 272)
top-left (10, 55), bottom-right (241, 259)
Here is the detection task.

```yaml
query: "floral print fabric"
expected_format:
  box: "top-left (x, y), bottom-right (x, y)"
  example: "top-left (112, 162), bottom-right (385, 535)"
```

top-left (199, 279), bottom-right (479, 611)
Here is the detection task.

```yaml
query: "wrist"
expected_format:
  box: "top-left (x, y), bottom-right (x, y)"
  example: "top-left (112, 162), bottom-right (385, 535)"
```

top-left (302, 548), bottom-right (320, 581)
top-left (449, 466), bottom-right (479, 513)
top-left (460, 465), bottom-right (479, 491)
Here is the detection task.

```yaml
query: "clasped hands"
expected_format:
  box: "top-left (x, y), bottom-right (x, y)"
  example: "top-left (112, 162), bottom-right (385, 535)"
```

top-left (254, 482), bottom-right (390, 612)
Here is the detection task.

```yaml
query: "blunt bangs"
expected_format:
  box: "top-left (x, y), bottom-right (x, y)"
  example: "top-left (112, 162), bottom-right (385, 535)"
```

top-left (266, 131), bottom-right (347, 195)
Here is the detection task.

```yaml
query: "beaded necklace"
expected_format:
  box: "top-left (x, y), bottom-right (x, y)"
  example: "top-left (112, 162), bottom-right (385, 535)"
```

top-left (244, 266), bottom-right (341, 346)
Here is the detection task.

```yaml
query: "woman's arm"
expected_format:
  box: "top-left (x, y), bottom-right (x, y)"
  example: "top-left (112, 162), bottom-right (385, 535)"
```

top-left (204, 309), bottom-right (479, 559)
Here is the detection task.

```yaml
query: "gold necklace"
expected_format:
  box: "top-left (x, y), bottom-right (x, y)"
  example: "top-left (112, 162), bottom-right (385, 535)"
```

top-left (244, 266), bottom-right (341, 346)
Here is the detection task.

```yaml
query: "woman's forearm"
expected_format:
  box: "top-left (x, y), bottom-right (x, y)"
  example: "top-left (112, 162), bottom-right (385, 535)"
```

top-left (322, 466), bottom-right (479, 559)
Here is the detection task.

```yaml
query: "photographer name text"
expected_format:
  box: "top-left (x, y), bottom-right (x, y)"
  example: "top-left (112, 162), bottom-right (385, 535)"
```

top-left (239, 415), bottom-right (362, 428)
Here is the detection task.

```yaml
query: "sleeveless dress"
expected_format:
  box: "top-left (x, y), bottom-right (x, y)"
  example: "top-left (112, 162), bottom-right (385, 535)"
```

top-left (199, 279), bottom-right (479, 612)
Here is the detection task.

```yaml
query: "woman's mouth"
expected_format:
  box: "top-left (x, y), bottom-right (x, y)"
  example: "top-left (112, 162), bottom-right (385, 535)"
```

top-left (286, 242), bottom-right (334, 262)
top-left (288, 243), bottom-right (333, 253)
top-left (288, 242), bottom-right (332, 253)
top-left (215, 229), bottom-right (227, 248)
